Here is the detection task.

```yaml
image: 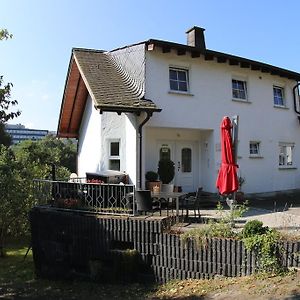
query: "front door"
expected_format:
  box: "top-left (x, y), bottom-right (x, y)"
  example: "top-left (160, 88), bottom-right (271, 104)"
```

top-left (158, 141), bottom-right (197, 192)
top-left (175, 142), bottom-right (195, 192)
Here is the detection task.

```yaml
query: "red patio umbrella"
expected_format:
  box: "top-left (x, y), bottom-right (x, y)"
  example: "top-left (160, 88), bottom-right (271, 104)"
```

top-left (216, 116), bottom-right (239, 195)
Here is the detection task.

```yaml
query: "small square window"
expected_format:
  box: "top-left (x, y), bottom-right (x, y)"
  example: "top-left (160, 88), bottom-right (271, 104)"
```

top-left (249, 141), bottom-right (260, 156)
top-left (273, 86), bottom-right (285, 107)
top-left (169, 68), bottom-right (189, 92)
top-left (232, 79), bottom-right (247, 100)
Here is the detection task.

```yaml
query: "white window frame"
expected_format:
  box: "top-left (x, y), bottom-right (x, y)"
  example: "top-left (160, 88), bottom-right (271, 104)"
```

top-left (279, 142), bottom-right (294, 168)
top-left (249, 141), bottom-right (262, 157)
top-left (108, 139), bottom-right (121, 171)
top-left (169, 67), bottom-right (189, 93)
top-left (273, 85), bottom-right (285, 107)
top-left (232, 78), bottom-right (248, 101)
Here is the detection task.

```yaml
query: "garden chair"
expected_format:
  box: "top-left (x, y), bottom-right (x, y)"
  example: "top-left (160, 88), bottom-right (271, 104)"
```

top-left (180, 187), bottom-right (203, 222)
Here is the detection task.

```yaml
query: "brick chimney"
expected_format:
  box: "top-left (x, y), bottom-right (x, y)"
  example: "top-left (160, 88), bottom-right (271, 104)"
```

top-left (186, 26), bottom-right (206, 50)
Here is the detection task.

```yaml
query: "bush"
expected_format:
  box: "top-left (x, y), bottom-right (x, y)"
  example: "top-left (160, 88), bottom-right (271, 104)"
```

top-left (241, 220), bottom-right (268, 238)
top-left (145, 171), bottom-right (158, 182)
top-left (157, 159), bottom-right (175, 184)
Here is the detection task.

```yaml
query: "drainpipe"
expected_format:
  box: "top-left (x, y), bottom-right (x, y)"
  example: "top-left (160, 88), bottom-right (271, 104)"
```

top-left (293, 82), bottom-right (300, 115)
top-left (138, 111), bottom-right (152, 189)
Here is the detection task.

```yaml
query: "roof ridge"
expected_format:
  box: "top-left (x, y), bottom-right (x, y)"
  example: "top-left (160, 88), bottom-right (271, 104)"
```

top-left (72, 47), bottom-right (106, 53)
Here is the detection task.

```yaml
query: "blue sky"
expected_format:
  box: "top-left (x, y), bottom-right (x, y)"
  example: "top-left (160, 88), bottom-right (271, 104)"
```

top-left (1, 0), bottom-right (300, 131)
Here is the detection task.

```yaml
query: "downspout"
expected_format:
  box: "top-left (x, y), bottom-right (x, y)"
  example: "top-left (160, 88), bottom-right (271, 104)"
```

top-left (293, 82), bottom-right (300, 114)
top-left (138, 110), bottom-right (153, 189)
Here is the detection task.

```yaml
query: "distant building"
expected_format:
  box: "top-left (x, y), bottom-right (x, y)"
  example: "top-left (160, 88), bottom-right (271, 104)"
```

top-left (5, 124), bottom-right (55, 144)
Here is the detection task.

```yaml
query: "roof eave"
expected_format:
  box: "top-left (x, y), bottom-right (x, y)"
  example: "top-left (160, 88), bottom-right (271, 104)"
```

top-left (146, 39), bottom-right (300, 81)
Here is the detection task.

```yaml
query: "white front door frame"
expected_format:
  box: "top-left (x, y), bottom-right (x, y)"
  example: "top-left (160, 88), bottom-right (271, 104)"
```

top-left (157, 140), bottom-right (198, 192)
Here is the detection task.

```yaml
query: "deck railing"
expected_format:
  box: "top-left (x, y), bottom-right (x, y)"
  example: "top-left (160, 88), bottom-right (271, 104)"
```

top-left (33, 179), bottom-right (135, 216)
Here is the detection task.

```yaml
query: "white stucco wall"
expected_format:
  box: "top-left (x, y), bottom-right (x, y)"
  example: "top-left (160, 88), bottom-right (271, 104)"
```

top-left (78, 99), bottom-right (138, 183)
top-left (77, 95), bottom-right (101, 177)
top-left (100, 112), bottom-right (137, 184)
top-left (144, 49), bottom-right (300, 193)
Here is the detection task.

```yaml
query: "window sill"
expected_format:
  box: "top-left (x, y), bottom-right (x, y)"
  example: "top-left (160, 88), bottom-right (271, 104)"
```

top-left (273, 105), bottom-right (289, 110)
top-left (278, 166), bottom-right (297, 170)
top-left (249, 155), bottom-right (264, 159)
top-left (168, 90), bottom-right (194, 97)
top-left (232, 98), bottom-right (251, 104)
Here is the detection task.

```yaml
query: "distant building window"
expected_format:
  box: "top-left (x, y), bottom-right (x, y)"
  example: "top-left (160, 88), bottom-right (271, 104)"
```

top-left (109, 140), bottom-right (120, 171)
top-left (169, 68), bottom-right (189, 92)
top-left (279, 143), bottom-right (294, 167)
top-left (249, 141), bottom-right (260, 156)
top-left (273, 86), bottom-right (285, 107)
top-left (232, 79), bottom-right (247, 100)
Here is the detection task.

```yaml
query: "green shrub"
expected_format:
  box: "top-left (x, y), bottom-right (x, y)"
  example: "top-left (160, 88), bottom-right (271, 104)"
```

top-left (242, 228), bottom-right (284, 274)
top-left (157, 159), bottom-right (175, 184)
top-left (145, 171), bottom-right (158, 182)
top-left (241, 220), bottom-right (268, 238)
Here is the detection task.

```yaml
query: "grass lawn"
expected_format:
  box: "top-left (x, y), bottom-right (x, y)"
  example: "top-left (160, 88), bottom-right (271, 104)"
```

top-left (1, 240), bottom-right (300, 299)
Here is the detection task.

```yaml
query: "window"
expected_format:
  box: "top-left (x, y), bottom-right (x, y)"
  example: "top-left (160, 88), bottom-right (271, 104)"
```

top-left (109, 140), bottom-right (120, 171)
top-left (273, 86), bottom-right (285, 106)
top-left (279, 143), bottom-right (294, 167)
top-left (181, 148), bottom-right (192, 173)
top-left (232, 79), bottom-right (247, 100)
top-left (160, 145), bottom-right (171, 161)
top-left (169, 68), bottom-right (189, 92)
top-left (249, 141), bottom-right (260, 156)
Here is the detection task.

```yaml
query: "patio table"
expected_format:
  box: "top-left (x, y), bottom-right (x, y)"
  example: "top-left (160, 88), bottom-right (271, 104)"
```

top-left (151, 191), bottom-right (186, 222)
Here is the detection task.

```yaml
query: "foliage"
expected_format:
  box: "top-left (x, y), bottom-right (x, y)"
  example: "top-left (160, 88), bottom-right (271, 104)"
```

top-left (0, 76), bottom-right (21, 124)
top-left (242, 228), bottom-right (284, 274)
top-left (181, 201), bottom-right (248, 250)
top-left (0, 31), bottom-right (20, 124)
top-left (0, 29), bottom-right (12, 40)
top-left (157, 159), bottom-right (175, 184)
top-left (0, 123), bottom-right (11, 146)
top-left (217, 200), bottom-right (248, 227)
top-left (181, 222), bottom-right (237, 250)
top-left (0, 146), bottom-right (31, 257)
top-left (12, 135), bottom-right (77, 179)
top-left (241, 220), bottom-right (268, 238)
top-left (0, 136), bottom-right (77, 256)
top-left (145, 171), bottom-right (159, 181)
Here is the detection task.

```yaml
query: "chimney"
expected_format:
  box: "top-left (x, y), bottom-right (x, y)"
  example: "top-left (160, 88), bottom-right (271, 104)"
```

top-left (186, 26), bottom-right (206, 50)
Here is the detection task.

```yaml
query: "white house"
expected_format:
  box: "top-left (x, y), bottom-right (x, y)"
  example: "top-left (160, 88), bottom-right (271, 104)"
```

top-left (57, 26), bottom-right (300, 194)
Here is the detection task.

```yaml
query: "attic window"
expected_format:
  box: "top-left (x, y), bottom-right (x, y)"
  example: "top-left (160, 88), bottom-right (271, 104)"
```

top-left (169, 67), bottom-right (189, 92)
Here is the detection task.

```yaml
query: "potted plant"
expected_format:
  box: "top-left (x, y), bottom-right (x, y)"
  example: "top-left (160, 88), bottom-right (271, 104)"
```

top-left (157, 159), bottom-right (175, 193)
top-left (145, 171), bottom-right (161, 192)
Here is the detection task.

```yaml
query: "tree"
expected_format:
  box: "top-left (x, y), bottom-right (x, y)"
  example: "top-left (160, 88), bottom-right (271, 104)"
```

top-left (0, 137), bottom-right (77, 256)
top-left (0, 29), bottom-right (12, 40)
top-left (0, 146), bottom-right (28, 257)
top-left (0, 29), bottom-right (20, 145)
top-left (0, 123), bottom-right (11, 146)
top-left (13, 135), bottom-right (77, 178)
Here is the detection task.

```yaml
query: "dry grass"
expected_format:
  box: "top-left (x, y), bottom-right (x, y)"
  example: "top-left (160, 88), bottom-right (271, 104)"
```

top-left (1, 241), bottom-right (300, 300)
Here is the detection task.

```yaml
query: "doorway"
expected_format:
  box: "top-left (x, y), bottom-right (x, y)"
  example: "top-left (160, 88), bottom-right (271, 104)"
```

top-left (158, 141), bottom-right (198, 192)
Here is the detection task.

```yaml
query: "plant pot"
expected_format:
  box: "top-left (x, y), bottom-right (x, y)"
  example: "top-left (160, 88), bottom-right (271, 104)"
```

top-left (145, 181), bottom-right (162, 192)
top-left (161, 183), bottom-right (174, 193)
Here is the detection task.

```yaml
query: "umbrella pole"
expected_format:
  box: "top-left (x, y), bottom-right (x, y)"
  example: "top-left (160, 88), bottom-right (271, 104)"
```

top-left (232, 115), bottom-right (239, 203)
top-left (230, 115), bottom-right (239, 227)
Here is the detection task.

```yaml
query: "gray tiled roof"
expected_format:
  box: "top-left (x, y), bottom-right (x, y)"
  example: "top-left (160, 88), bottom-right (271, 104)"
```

top-left (73, 48), bottom-right (160, 112)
